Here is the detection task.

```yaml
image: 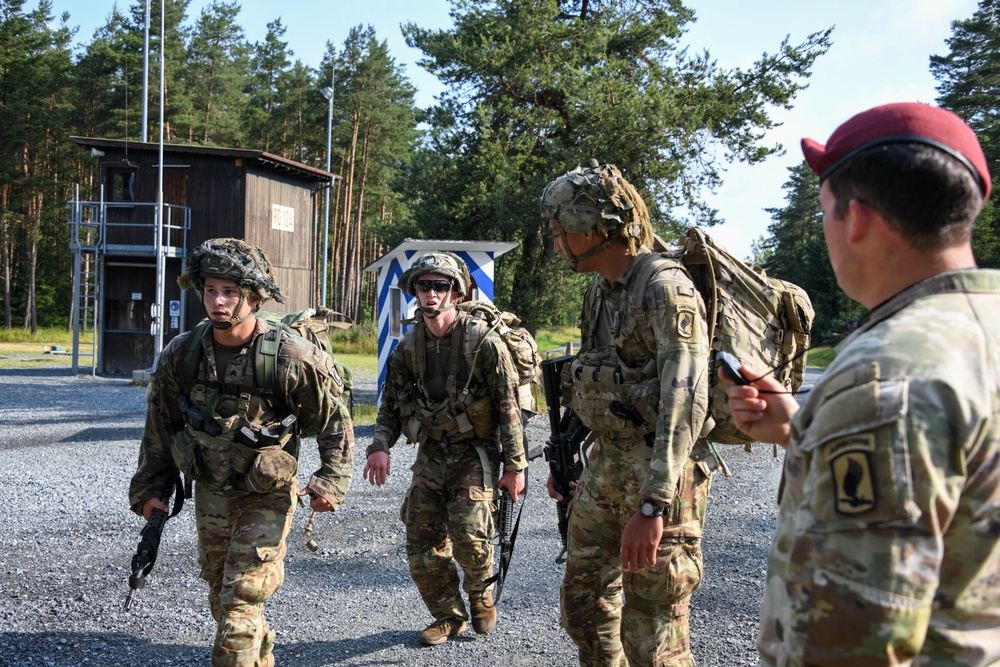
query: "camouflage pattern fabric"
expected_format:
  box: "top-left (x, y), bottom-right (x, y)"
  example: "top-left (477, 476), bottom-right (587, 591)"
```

top-left (759, 269), bottom-right (1000, 666)
top-left (367, 312), bottom-right (526, 623)
top-left (401, 442), bottom-right (499, 621)
top-left (196, 481), bottom-right (294, 666)
top-left (129, 317), bottom-right (354, 667)
top-left (563, 249), bottom-right (716, 667)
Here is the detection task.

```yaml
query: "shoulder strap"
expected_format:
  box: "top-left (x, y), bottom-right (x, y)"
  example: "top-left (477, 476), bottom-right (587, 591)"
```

top-left (620, 252), bottom-right (677, 352)
top-left (254, 319), bottom-right (283, 394)
top-left (181, 320), bottom-right (212, 386)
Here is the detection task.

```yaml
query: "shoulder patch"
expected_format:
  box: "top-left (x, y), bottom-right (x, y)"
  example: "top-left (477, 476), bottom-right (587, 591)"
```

top-left (827, 434), bottom-right (878, 515)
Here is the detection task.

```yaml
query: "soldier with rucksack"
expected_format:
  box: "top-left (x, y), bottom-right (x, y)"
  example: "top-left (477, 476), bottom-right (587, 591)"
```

top-left (542, 160), bottom-right (724, 667)
top-left (128, 238), bottom-right (354, 667)
top-left (363, 251), bottom-right (528, 646)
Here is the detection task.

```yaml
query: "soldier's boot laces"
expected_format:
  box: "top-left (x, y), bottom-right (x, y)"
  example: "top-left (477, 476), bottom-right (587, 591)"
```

top-left (419, 617), bottom-right (467, 646)
top-left (470, 591), bottom-right (497, 635)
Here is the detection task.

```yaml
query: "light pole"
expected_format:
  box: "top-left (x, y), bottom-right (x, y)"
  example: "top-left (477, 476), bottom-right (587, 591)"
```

top-left (320, 71), bottom-right (334, 308)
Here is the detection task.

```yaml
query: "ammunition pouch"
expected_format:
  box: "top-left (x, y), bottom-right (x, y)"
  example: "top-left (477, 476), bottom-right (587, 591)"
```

top-left (569, 349), bottom-right (658, 439)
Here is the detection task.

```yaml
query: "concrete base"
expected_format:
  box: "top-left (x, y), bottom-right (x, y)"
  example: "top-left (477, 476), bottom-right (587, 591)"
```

top-left (132, 369), bottom-right (152, 386)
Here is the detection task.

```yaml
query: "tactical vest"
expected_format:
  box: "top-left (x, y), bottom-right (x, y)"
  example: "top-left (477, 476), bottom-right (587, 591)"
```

top-left (396, 313), bottom-right (503, 447)
top-left (170, 319), bottom-right (300, 493)
top-left (570, 252), bottom-right (675, 440)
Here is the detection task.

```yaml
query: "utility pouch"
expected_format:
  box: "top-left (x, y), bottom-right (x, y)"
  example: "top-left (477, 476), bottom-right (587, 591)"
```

top-left (570, 350), bottom-right (648, 436)
top-left (177, 426), bottom-right (234, 487)
top-left (245, 446), bottom-right (298, 494)
top-left (465, 395), bottom-right (498, 439)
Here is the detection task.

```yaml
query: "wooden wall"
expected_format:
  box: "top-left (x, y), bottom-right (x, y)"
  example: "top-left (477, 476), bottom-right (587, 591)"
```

top-left (244, 168), bottom-right (318, 314)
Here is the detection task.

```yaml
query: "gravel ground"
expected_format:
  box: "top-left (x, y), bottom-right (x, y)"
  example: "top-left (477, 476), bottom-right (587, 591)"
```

top-left (0, 366), bottom-right (790, 667)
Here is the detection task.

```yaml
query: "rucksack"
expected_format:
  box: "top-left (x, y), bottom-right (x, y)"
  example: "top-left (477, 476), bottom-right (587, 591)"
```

top-left (259, 309), bottom-right (354, 416)
top-left (457, 301), bottom-right (542, 413)
top-left (635, 227), bottom-right (814, 449)
top-left (180, 309), bottom-right (354, 416)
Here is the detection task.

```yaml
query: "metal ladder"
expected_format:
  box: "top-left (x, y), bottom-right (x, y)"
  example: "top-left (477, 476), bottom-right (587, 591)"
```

top-left (68, 184), bottom-right (103, 375)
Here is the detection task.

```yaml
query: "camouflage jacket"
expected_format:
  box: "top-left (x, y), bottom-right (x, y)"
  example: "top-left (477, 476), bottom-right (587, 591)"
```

top-left (577, 249), bottom-right (711, 506)
top-left (368, 310), bottom-right (527, 473)
top-left (128, 317), bottom-right (354, 512)
top-left (759, 269), bottom-right (1000, 666)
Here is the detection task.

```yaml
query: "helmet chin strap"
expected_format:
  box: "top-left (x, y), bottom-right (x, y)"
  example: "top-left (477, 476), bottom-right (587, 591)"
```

top-left (420, 291), bottom-right (459, 319)
top-left (558, 226), bottom-right (615, 271)
top-left (207, 293), bottom-right (255, 330)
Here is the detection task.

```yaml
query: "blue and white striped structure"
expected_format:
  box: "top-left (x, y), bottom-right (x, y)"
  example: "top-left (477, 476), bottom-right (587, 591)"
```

top-left (362, 239), bottom-right (519, 403)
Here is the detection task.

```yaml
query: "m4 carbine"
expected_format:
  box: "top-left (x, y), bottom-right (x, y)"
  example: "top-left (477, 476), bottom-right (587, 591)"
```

top-left (124, 470), bottom-right (184, 610)
top-left (541, 355), bottom-right (589, 564)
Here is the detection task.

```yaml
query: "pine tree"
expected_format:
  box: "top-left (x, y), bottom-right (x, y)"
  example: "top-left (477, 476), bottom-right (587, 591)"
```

top-left (401, 0), bottom-right (831, 329)
top-left (185, 0), bottom-right (248, 146)
top-left (761, 162), bottom-right (863, 343)
top-left (931, 0), bottom-right (1000, 267)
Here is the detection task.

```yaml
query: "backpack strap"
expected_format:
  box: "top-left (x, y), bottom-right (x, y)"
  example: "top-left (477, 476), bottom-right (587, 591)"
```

top-left (180, 320), bottom-right (213, 389)
top-left (619, 252), bottom-right (679, 354)
top-left (254, 318), bottom-right (283, 395)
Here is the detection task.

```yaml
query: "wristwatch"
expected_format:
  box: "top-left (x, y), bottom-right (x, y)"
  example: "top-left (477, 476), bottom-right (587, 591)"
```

top-left (638, 498), bottom-right (665, 518)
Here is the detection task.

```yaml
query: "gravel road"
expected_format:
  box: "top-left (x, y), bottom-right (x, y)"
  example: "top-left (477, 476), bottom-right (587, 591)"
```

top-left (0, 366), bottom-right (785, 667)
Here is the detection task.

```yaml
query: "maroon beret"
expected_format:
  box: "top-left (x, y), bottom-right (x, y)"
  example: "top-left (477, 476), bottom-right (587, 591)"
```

top-left (801, 102), bottom-right (991, 200)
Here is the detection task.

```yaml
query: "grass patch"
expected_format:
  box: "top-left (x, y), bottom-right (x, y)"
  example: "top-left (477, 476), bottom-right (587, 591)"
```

top-left (350, 401), bottom-right (378, 426)
top-left (806, 346), bottom-right (836, 371)
top-left (534, 326), bottom-right (580, 358)
top-left (0, 326), bottom-right (74, 345)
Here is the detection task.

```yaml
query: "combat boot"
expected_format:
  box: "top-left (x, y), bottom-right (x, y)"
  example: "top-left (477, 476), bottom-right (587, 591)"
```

top-left (470, 591), bottom-right (497, 635)
top-left (419, 617), bottom-right (467, 646)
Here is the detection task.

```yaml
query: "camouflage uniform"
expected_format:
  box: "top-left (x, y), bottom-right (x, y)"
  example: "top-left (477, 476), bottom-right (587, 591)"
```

top-left (129, 318), bottom-right (354, 667)
top-left (759, 269), bottom-right (1000, 666)
top-left (563, 248), bottom-right (715, 667)
top-left (367, 310), bottom-right (527, 623)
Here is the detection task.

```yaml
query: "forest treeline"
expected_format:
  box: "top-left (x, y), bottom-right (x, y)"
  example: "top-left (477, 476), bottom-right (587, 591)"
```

top-left (2, 0), bottom-right (998, 343)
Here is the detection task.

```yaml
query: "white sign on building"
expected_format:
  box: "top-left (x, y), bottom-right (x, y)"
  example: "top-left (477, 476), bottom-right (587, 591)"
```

top-left (271, 204), bottom-right (295, 232)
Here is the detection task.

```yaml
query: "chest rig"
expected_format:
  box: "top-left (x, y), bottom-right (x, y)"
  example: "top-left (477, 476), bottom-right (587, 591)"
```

top-left (570, 252), bottom-right (680, 441)
top-left (399, 315), bottom-right (499, 447)
top-left (171, 320), bottom-right (299, 492)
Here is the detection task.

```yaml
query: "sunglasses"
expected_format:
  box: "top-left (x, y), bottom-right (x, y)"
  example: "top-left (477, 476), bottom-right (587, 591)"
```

top-left (414, 280), bottom-right (453, 294)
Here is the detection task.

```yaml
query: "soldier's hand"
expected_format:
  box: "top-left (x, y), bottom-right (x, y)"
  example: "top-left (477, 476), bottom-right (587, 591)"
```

top-left (142, 497), bottom-right (168, 521)
top-left (498, 470), bottom-right (526, 503)
top-left (718, 363), bottom-right (798, 448)
top-left (621, 511), bottom-right (663, 572)
top-left (546, 472), bottom-right (576, 502)
top-left (364, 450), bottom-right (390, 486)
top-left (298, 486), bottom-right (333, 512)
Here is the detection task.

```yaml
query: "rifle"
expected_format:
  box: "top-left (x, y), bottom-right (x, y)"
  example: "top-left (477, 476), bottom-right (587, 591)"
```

top-left (541, 355), bottom-right (589, 564)
top-left (124, 469), bottom-right (184, 610)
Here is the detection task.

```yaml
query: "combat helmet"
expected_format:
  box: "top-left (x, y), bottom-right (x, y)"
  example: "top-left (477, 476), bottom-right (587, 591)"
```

top-left (398, 251), bottom-right (471, 297)
top-left (541, 159), bottom-right (653, 266)
top-left (178, 238), bottom-right (284, 329)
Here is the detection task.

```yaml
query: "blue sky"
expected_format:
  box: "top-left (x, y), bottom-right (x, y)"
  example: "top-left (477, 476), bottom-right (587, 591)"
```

top-left (51, 0), bottom-right (980, 259)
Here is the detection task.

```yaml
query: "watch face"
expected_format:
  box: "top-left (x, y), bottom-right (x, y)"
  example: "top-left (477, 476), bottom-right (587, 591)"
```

top-left (639, 499), bottom-right (661, 517)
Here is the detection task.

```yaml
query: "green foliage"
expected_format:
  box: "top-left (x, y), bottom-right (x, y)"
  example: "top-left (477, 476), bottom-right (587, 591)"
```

top-left (399, 0), bottom-right (831, 332)
top-left (760, 161), bottom-right (864, 344)
top-left (328, 321), bottom-right (378, 356)
top-left (806, 346), bottom-right (836, 371)
top-left (931, 0), bottom-right (1000, 268)
top-left (0, 325), bottom-right (73, 344)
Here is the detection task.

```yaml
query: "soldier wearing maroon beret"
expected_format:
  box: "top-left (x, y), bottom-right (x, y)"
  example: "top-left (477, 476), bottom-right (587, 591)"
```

top-left (722, 102), bottom-right (1000, 666)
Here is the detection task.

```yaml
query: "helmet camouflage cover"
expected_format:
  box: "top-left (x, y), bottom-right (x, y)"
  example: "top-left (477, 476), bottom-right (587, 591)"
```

top-left (540, 159), bottom-right (653, 252)
top-left (399, 251), bottom-right (471, 297)
top-left (178, 237), bottom-right (284, 304)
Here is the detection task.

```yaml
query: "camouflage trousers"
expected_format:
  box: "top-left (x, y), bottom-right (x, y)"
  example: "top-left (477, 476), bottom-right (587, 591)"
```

top-left (401, 441), bottom-right (497, 622)
top-left (562, 438), bottom-right (712, 667)
top-left (196, 480), bottom-right (296, 667)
